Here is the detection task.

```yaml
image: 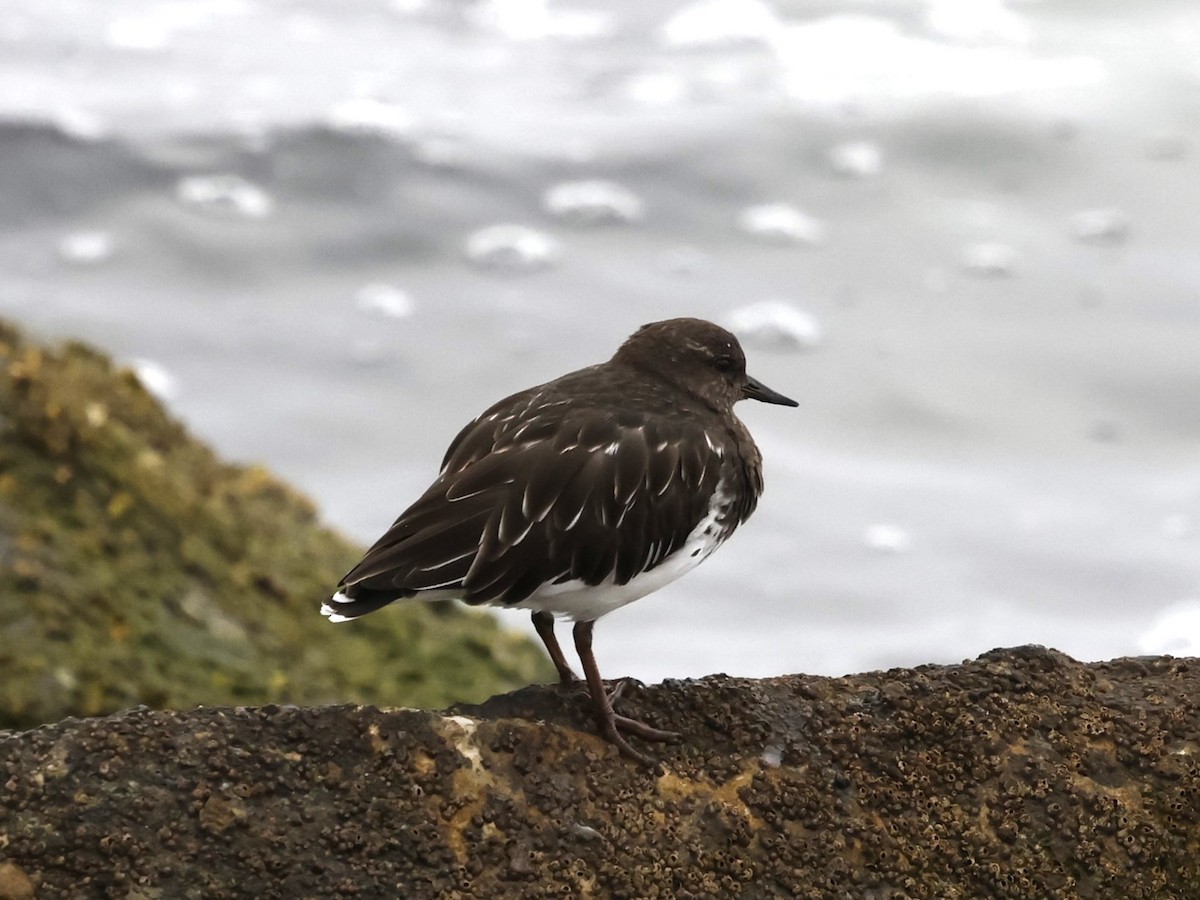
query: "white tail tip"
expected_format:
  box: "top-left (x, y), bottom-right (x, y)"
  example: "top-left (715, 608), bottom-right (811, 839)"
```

top-left (320, 591), bottom-right (354, 622)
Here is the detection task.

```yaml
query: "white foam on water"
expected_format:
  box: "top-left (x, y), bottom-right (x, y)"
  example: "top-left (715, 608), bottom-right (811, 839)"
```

top-left (465, 224), bottom-right (561, 272)
top-left (828, 140), bottom-right (883, 179)
top-left (52, 107), bottom-right (110, 142)
top-left (736, 204), bottom-right (826, 246)
top-left (926, 0), bottom-right (1031, 44)
top-left (176, 174), bottom-right (274, 219)
top-left (1070, 208), bottom-right (1131, 245)
top-left (58, 231), bottom-right (115, 265)
top-left (662, 0), bottom-right (781, 48)
top-left (469, 0), bottom-right (614, 42)
top-left (624, 71), bottom-right (688, 107)
top-left (543, 180), bottom-right (644, 225)
top-left (961, 241), bottom-right (1019, 277)
top-left (354, 283), bottom-right (414, 319)
top-left (326, 97), bottom-right (415, 138)
top-left (773, 14), bottom-right (1104, 106)
top-left (726, 301), bottom-right (823, 352)
top-left (863, 523), bottom-right (912, 555)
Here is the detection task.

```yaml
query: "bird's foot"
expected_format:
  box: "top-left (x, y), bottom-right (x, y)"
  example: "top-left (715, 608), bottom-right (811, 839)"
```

top-left (597, 679), bottom-right (681, 757)
top-left (596, 713), bottom-right (680, 767)
top-left (611, 713), bottom-right (681, 744)
top-left (567, 676), bottom-right (626, 702)
top-left (605, 677), bottom-right (630, 703)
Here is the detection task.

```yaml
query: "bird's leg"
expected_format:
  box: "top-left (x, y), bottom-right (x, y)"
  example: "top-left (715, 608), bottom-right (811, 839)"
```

top-left (532, 611), bottom-right (579, 687)
top-left (534, 610), bottom-right (625, 704)
top-left (572, 621), bottom-right (680, 765)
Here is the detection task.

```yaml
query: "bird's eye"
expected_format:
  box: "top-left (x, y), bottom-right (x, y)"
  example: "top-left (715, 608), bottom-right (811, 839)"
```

top-left (713, 356), bottom-right (735, 373)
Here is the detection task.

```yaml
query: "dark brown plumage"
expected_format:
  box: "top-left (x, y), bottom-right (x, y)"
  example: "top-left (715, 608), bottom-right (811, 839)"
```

top-left (324, 317), bottom-right (797, 763)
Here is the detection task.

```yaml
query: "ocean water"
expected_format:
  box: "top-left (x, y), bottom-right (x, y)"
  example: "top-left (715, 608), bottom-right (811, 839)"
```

top-left (1, 0), bottom-right (1198, 683)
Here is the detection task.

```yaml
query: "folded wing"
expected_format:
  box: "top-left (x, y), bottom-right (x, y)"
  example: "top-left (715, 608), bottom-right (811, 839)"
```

top-left (338, 407), bottom-right (724, 608)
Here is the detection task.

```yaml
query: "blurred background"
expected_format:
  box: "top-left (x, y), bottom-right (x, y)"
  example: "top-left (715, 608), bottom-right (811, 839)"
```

top-left (1, 0), bottom-right (1197, 681)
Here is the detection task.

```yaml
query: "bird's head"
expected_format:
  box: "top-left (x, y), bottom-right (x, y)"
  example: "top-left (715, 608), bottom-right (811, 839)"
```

top-left (614, 317), bottom-right (798, 412)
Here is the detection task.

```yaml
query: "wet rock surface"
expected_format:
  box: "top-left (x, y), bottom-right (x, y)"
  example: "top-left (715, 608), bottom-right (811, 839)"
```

top-left (1, 647), bottom-right (1197, 899)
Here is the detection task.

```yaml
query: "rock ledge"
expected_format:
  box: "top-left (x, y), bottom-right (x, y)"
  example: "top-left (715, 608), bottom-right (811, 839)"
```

top-left (1, 647), bottom-right (1198, 899)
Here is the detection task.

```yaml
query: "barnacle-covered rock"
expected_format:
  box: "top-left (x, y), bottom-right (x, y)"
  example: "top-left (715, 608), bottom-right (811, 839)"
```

top-left (1, 648), bottom-right (1197, 897)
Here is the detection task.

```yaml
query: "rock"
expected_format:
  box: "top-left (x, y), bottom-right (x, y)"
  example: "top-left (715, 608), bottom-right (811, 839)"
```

top-left (0, 863), bottom-right (35, 900)
top-left (0, 319), bottom-right (552, 729)
top-left (1, 648), bottom-right (1198, 898)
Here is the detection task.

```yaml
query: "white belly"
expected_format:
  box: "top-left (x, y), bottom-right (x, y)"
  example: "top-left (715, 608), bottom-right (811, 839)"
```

top-left (512, 481), bottom-right (731, 622)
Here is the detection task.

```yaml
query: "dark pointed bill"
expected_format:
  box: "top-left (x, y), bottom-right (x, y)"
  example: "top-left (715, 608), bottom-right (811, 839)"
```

top-left (742, 374), bottom-right (798, 407)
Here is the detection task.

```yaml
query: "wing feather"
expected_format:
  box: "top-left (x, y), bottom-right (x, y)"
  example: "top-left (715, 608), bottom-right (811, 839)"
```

top-left (341, 405), bottom-right (727, 608)
top-left (613, 429), bottom-right (649, 504)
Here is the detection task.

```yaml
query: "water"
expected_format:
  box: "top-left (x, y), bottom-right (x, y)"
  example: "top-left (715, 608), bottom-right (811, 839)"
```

top-left (1, 0), bottom-right (1197, 683)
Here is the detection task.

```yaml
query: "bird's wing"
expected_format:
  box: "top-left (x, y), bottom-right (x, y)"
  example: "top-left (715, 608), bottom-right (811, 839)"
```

top-left (339, 408), bottom-right (724, 607)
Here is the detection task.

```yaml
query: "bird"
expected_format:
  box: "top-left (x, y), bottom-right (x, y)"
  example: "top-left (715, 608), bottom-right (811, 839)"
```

top-left (322, 317), bottom-right (797, 764)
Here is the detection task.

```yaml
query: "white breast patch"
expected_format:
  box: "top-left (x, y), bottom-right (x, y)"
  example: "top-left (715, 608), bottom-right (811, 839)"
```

top-left (512, 479), bottom-right (733, 622)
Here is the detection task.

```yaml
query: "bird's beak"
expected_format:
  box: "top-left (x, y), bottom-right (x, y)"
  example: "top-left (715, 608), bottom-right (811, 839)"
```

top-left (742, 375), bottom-right (798, 407)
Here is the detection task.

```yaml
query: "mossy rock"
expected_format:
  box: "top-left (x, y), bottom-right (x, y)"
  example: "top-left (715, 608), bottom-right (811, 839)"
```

top-left (0, 318), bottom-right (552, 728)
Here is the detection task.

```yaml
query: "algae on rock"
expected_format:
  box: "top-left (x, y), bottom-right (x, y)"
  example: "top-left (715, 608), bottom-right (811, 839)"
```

top-left (0, 318), bottom-right (552, 728)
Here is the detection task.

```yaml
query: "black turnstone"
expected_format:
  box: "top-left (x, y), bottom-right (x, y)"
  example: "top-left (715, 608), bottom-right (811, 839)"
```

top-left (323, 317), bottom-right (797, 763)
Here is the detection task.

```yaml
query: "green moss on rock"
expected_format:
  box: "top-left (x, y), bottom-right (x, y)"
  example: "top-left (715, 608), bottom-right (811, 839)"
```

top-left (0, 318), bottom-right (552, 728)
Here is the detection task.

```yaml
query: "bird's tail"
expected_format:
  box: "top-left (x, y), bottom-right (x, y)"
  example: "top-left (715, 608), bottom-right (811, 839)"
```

top-left (320, 586), bottom-right (408, 623)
